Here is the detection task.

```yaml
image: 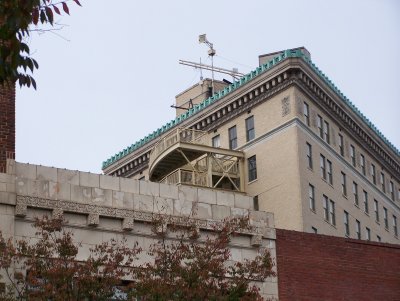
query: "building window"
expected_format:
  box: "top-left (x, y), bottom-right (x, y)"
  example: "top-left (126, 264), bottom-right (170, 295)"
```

top-left (320, 155), bottom-right (326, 180)
top-left (329, 200), bottom-right (336, 226)
top-left (323, 196), bottom-right (335, 226)
top-left (323, 195), bottom-right (329, 221)
top-left (350, 145), bottom-right (356, 167)
top-left (393, 215), bottom-right (398, 237)
top-left (245, 116), bottom-right (255, 142)
top-left (344, 210), bottom-right (350, 237)
top-left (253, 195), bottom-right (259, 211)
top-left (228, 126), bottom-right (237, 149)
top-left (384, 207), bottom-right (389, 229)
top-left (356, 220), bottom-right (361, 239)
top-left (341, 172), bottom-right (347, 196)
top-left (371, 164), bottom-right (376, 185)
top-left (389, 181), bottom-right (394, 201)
top-left (366, 227), bottom-right (371, 241)
top-left (338, 134), bottom-right (344, 156)
top-left (248, 155), bottom-right (257, 182)
top-left (309, 184), bottom-right (315, 211)
top-left (377, 235), bottom-right (381, 242)
top-left (323, 121), bottom-right (330, 144)
top-left (363, 190), bottom-right (369, 214)
top-left (360, 154), bottom-right (365, 175)
top-left (306, 143), bottom-right (313, 169)
top-left (352, 182), bottom-right (359, 205)
top-left (374, 199), bottom-right (379, 222)
top-left (326, 160), bottom-right (333, 185)
top-left (317, 115), bottom-right (323, 138)
top-left (212, 135), bottom-right (220, 148)
top-left (312, 227), bottom-right (318, 234)
top-left (380, 172), bottom-right (385, 193)
top-left (303, 102), bottom-right (310, 126)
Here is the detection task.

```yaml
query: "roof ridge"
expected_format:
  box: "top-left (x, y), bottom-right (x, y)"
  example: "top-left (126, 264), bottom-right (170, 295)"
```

top-left (102, 49), bottom-right (399, 169)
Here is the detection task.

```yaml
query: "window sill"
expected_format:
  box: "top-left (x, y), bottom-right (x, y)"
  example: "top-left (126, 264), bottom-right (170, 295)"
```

top-left (248, 179), bottom-right (258, 185)
top-left (354, 204), bottom-right (360, 209)
top-left (310, 208), bottom-right (316, 214)
top-left (384, 227), bottom-right (389, 232)
top-left (375, 220), bottom-right (380, 226)
top-left (324, 219), bottom-right (336, 229)
top-left (342, 194), bottom-right (348, 199)
top-left (307, 167), bottom-right (313, 172)
top-left (364, 212), bottom-right (370, 217)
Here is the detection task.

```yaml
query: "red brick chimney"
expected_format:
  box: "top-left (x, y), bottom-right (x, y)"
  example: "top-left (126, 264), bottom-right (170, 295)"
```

top-left (0, 82), bottom-right (16, 173)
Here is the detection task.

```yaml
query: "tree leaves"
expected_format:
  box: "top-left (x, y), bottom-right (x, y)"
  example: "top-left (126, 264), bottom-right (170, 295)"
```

top-left (32, 7), bottom-right (39, 25)
top-left (62, 2), bottom-right (69, 15)
top-left (45, 6), bottom-right (54, 25)
top-left (53, 4), bottom-right (61, 15)
top-left (0, 0), bottom-right (82, 89)
top-left (0, 215), bottom-right (275, 300)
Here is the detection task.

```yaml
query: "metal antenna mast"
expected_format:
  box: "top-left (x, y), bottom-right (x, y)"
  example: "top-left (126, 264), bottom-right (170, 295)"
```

top-left (178, 60), bottom-right (244, 79)
top-left (199, 34), bottom-right (216, 94)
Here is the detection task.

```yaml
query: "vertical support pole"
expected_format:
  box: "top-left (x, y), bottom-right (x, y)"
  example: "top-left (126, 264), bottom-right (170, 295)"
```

top-left (239, 158), bottom-right (245, 192)
top-left (207, 154), bottom-right (212, 188)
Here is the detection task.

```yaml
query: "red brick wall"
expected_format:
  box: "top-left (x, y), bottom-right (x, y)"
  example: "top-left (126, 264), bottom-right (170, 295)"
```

top-left (276, 229), bottom-right (400, 301)
top-left (0, 82), bottom-right (15, 173)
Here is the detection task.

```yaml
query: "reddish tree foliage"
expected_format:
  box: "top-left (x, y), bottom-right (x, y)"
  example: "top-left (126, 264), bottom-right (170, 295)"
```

top-left (0, 215), bottom-right (275, 300)
top-left (0, 0), bottom-right (81, 88)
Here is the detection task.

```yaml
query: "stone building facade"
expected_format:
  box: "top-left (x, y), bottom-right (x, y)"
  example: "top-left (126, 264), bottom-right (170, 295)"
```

top-left (102, 48), bottom-right (400, 244)
top-left (0, 160), bottom-right (278, 299)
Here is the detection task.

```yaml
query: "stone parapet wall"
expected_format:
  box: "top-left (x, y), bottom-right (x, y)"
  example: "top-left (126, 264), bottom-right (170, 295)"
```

top-left (0, 160), bottom-right (278, 299)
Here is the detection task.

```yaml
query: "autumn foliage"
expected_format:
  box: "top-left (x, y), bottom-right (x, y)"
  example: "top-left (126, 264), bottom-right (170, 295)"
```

top-left (0, 215), bottom-right (275, 300)
top-left (0, 0), bottom-right (81, 88)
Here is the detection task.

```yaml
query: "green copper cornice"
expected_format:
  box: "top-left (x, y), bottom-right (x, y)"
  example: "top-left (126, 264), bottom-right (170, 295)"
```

top-left (102, 49), bottom-right (399, 170)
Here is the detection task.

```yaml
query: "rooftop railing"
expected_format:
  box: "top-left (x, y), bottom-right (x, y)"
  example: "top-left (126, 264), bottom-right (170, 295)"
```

top-left (149, 128), bottom-right (207, 169)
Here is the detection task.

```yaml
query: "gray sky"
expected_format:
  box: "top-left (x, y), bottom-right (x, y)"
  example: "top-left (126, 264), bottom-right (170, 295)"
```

top-left (16, 0), bottom-right (400, 173)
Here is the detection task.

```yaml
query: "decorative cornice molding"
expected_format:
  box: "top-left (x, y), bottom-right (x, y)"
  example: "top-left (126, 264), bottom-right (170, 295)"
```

top-left (15, 195), bottom-right (275, 241)
top-left (295, 70), bottom-right (400, 179)
top-left (109, 64), bottom-right (399, 181)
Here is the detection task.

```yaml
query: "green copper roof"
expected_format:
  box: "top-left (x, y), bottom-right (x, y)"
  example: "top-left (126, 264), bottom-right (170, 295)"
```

top-left (102, 49), bottom-right (399, 169)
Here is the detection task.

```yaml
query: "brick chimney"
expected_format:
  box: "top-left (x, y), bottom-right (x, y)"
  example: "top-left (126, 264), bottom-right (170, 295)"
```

top-left (0, 82), bottom-right (16, 173)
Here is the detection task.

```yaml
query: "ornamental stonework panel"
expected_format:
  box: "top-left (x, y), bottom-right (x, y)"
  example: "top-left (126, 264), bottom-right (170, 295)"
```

top-left (281, 97), bottom-right (291, 117)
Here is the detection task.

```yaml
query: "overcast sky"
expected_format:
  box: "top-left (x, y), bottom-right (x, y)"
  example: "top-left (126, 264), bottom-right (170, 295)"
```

top-left (16, 0), bottom-right (400, 173)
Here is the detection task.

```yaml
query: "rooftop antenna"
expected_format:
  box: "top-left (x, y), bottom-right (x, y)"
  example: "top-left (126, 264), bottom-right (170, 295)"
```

top-left (199, 57), bottom-right (203, 81)
top-left (179, 60), bottom-right (244, 79)
top-left (199, 34), bottom-right (216, 94)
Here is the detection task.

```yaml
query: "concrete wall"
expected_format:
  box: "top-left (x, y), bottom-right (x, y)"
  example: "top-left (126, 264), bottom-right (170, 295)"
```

top-left (0, 160), bottom-right (278, 299)
top-left (276, 229), bottom-right (400, 301)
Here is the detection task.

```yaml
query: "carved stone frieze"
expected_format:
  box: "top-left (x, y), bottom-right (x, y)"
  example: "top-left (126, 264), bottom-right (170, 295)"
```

top-left (52, 208), bottom-right (63, 219)
top-left (15, 195), bottom-right (272, 238)
top-left (251, 234), bottom-right (263, 247)
top-left (122, 218), bottom-right (134, 231)
top-left (88, 213), bottom-right (99, 226)
top-left (15, 198), bottom-right (27, 217)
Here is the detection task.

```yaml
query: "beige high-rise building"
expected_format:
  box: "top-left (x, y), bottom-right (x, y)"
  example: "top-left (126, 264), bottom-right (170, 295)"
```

top-left (102, 47), bottom-right (400, 244)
